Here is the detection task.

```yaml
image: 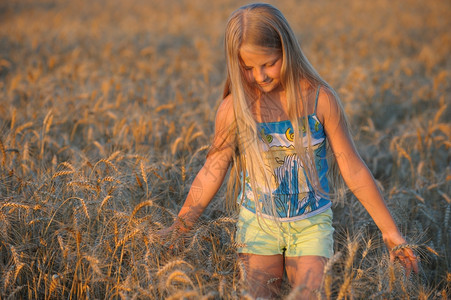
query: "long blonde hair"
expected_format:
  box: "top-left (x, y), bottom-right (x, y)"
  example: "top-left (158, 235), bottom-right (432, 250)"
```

top-left (220, 3), bottom-right (348, 219)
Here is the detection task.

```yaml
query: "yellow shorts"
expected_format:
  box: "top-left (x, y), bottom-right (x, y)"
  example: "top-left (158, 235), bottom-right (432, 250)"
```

top-left (235, 208), bottom-right (334, 258)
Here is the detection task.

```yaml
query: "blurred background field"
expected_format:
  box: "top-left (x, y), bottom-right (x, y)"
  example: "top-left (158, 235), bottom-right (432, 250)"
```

top-left (0, 0), bottom-right (450, 298)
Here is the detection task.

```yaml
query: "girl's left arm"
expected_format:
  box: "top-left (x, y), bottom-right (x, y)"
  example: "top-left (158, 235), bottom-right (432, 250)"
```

top-left (318, 88), bottom-right (419, 275)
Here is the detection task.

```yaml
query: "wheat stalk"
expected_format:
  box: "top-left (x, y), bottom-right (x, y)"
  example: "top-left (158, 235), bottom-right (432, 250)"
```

top-left (118, 228), bottom-right (140, 246)
top-left (48, 274), bottom-right (59, 297)
top-left (0, 137), bottom-right (6, 167)
top-left (157, 260), bottom-right (194, 278)
top-left (90, 158), bottom-right (119, 177)
top-left (13, 121), bottom-right (33, 148)
top-left (1, 202), bottom-right (30, 211)
top-left (165, 270), bottom-right (195, 289)
top-left (39, 110), bottom-right (53, 159)
top-left (131, 200), bottom-right (154, 218)
top-left (83, 255), bottom-right (103, 276)
top-left (98, 195), bottom-right (113, 214)
top-left (171, 136), bottom-right (183, 155)
top-left (323, 251), bottom-right (342, 300)
top-left (140, 160), bottom-right (149, 196)
top-left (51, 170), bottom-right (74, 179)
top-left (6, 285), bottom-right (26, 300)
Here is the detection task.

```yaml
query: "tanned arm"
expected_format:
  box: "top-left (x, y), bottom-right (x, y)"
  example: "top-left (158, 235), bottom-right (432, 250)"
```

top-left (317, 88), bottom-right (418, 275)
top-left (162, 95), bottom-right (236, 233)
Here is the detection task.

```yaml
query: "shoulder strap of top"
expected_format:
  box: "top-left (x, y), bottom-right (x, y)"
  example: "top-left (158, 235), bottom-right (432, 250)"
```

top-left (313, 84), bottom-right (321, 115)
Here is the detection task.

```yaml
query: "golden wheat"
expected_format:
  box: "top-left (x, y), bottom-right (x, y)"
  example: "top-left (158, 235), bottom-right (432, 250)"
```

top-left (0, 0), bottom-right (449, 298)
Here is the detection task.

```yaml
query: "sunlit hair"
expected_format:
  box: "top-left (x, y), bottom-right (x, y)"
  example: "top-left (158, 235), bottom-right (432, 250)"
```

top-left (217, 3), bottom-right (348, 220)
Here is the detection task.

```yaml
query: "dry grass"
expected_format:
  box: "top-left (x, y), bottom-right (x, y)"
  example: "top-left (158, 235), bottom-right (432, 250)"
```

top-left (0, 0), bottom-right (450, 298)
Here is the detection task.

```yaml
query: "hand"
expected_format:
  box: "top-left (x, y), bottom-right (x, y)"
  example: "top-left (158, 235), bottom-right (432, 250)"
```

top-left (157, 217), bottom-right (191, 238)
top-left (156, 225), bottom-right (176, 240)
top-left (383, 232), bottom-right (419, 276)
top-left (156, 222), bottom-right (190, 252)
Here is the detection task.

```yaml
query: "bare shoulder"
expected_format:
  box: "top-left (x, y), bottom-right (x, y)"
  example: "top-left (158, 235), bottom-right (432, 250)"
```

top-left (215, 94), bottom-right (235, 129)
top-left (315, 85), bottom-right (342, 126)
top-left (211, 94), bottom-right (237, 152)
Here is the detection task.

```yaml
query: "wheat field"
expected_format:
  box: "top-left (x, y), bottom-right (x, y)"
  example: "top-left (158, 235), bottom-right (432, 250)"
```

top-left (0, 0), bottom-right (449, 299)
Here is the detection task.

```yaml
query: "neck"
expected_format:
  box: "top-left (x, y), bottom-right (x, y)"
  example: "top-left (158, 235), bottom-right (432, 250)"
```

top-left (251, 89), bottom-right (288, 123)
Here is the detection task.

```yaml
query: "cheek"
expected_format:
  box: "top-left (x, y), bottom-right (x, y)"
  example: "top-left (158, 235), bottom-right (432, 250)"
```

top-left (268, 67), bottom-right (282, 79)
top-left (270, 61), bottom-right (283, 79)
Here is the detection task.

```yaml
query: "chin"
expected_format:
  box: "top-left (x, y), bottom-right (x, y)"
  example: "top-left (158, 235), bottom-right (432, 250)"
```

top-left (260, 82), bottom-right (281, 93)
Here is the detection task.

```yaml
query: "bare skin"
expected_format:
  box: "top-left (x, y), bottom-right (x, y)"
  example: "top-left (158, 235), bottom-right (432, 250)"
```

top-left (316, 87), bottom-right (419, 275)
top-left (156, 94), bottom-right (236, 236)
top-left (239, 254), bottom-right (327, 299)
top-left (159, 45), bottom-right (419, 298)
top-left (285, 255), bottom-right (327, 299)
top-left (239, 254), bottom-right (284, 298)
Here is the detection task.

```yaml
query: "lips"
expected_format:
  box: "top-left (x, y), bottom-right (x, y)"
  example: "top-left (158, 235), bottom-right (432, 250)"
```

top-left (258, 79), bottom-right (272, 87)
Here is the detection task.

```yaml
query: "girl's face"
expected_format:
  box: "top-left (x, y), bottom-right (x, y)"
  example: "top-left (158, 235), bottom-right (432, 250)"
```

top-left (239, 44), bottom-right (283, 93)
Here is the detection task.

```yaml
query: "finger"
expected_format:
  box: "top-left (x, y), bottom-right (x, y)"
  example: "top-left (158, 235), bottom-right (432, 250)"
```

top-left (402, 257), bottom-right (412, 277)
top-left (411, 258), bottom-right (419, 274)
top-left (404, 248), bottom-right (417, 259)
top-left (391, 249), bottom-right (403, 261)
top-left (392, 252), bottom-right (408, 269)
top-left (398, 253), bottom-right (418, 277)
top-left (404, 249), bottom-right (419, 274)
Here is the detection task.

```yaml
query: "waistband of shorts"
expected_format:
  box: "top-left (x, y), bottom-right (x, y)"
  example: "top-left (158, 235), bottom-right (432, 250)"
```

top-left (240, 202), bottom-right (332, 223)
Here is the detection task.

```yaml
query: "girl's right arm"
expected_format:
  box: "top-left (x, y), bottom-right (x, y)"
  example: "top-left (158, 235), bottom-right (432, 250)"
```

top-left (161, 95), bottom-right (236, 233)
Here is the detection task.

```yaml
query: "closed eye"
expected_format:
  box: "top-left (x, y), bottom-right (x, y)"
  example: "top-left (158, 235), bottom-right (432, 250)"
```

top-left (241, 58), bottom-right (280, 70)
top-left (267, 59), bottom-right (280, 67)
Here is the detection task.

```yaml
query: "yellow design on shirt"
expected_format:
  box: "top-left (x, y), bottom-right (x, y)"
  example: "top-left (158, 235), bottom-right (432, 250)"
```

top-left (285, 128), bottom-right (294, 142)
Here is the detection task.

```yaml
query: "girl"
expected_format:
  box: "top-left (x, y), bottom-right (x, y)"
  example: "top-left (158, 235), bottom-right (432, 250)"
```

top-left (159, 3), bottom-right (418, 298)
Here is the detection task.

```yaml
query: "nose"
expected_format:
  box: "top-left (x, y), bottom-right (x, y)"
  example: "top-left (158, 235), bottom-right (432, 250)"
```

top-left (253, 67), bottom-right (267, 83)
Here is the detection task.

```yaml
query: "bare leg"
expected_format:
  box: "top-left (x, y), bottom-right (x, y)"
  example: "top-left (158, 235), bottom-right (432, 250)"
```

top-left (238, 253), bottom-right (284, 299)
top-left (285, 255), bottom-right (327, 299)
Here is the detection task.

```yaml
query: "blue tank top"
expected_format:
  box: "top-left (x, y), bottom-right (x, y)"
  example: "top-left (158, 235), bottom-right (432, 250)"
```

top-left (239, 86), bottom-right (331, 222)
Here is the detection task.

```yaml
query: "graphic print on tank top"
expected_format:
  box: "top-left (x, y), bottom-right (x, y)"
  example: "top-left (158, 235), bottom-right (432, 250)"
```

top-left (240, 114), bottom-right (331, 221)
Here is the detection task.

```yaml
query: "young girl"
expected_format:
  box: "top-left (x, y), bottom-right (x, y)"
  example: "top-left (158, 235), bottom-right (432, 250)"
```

top-left (159, 3), bottom-right (418, 298)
